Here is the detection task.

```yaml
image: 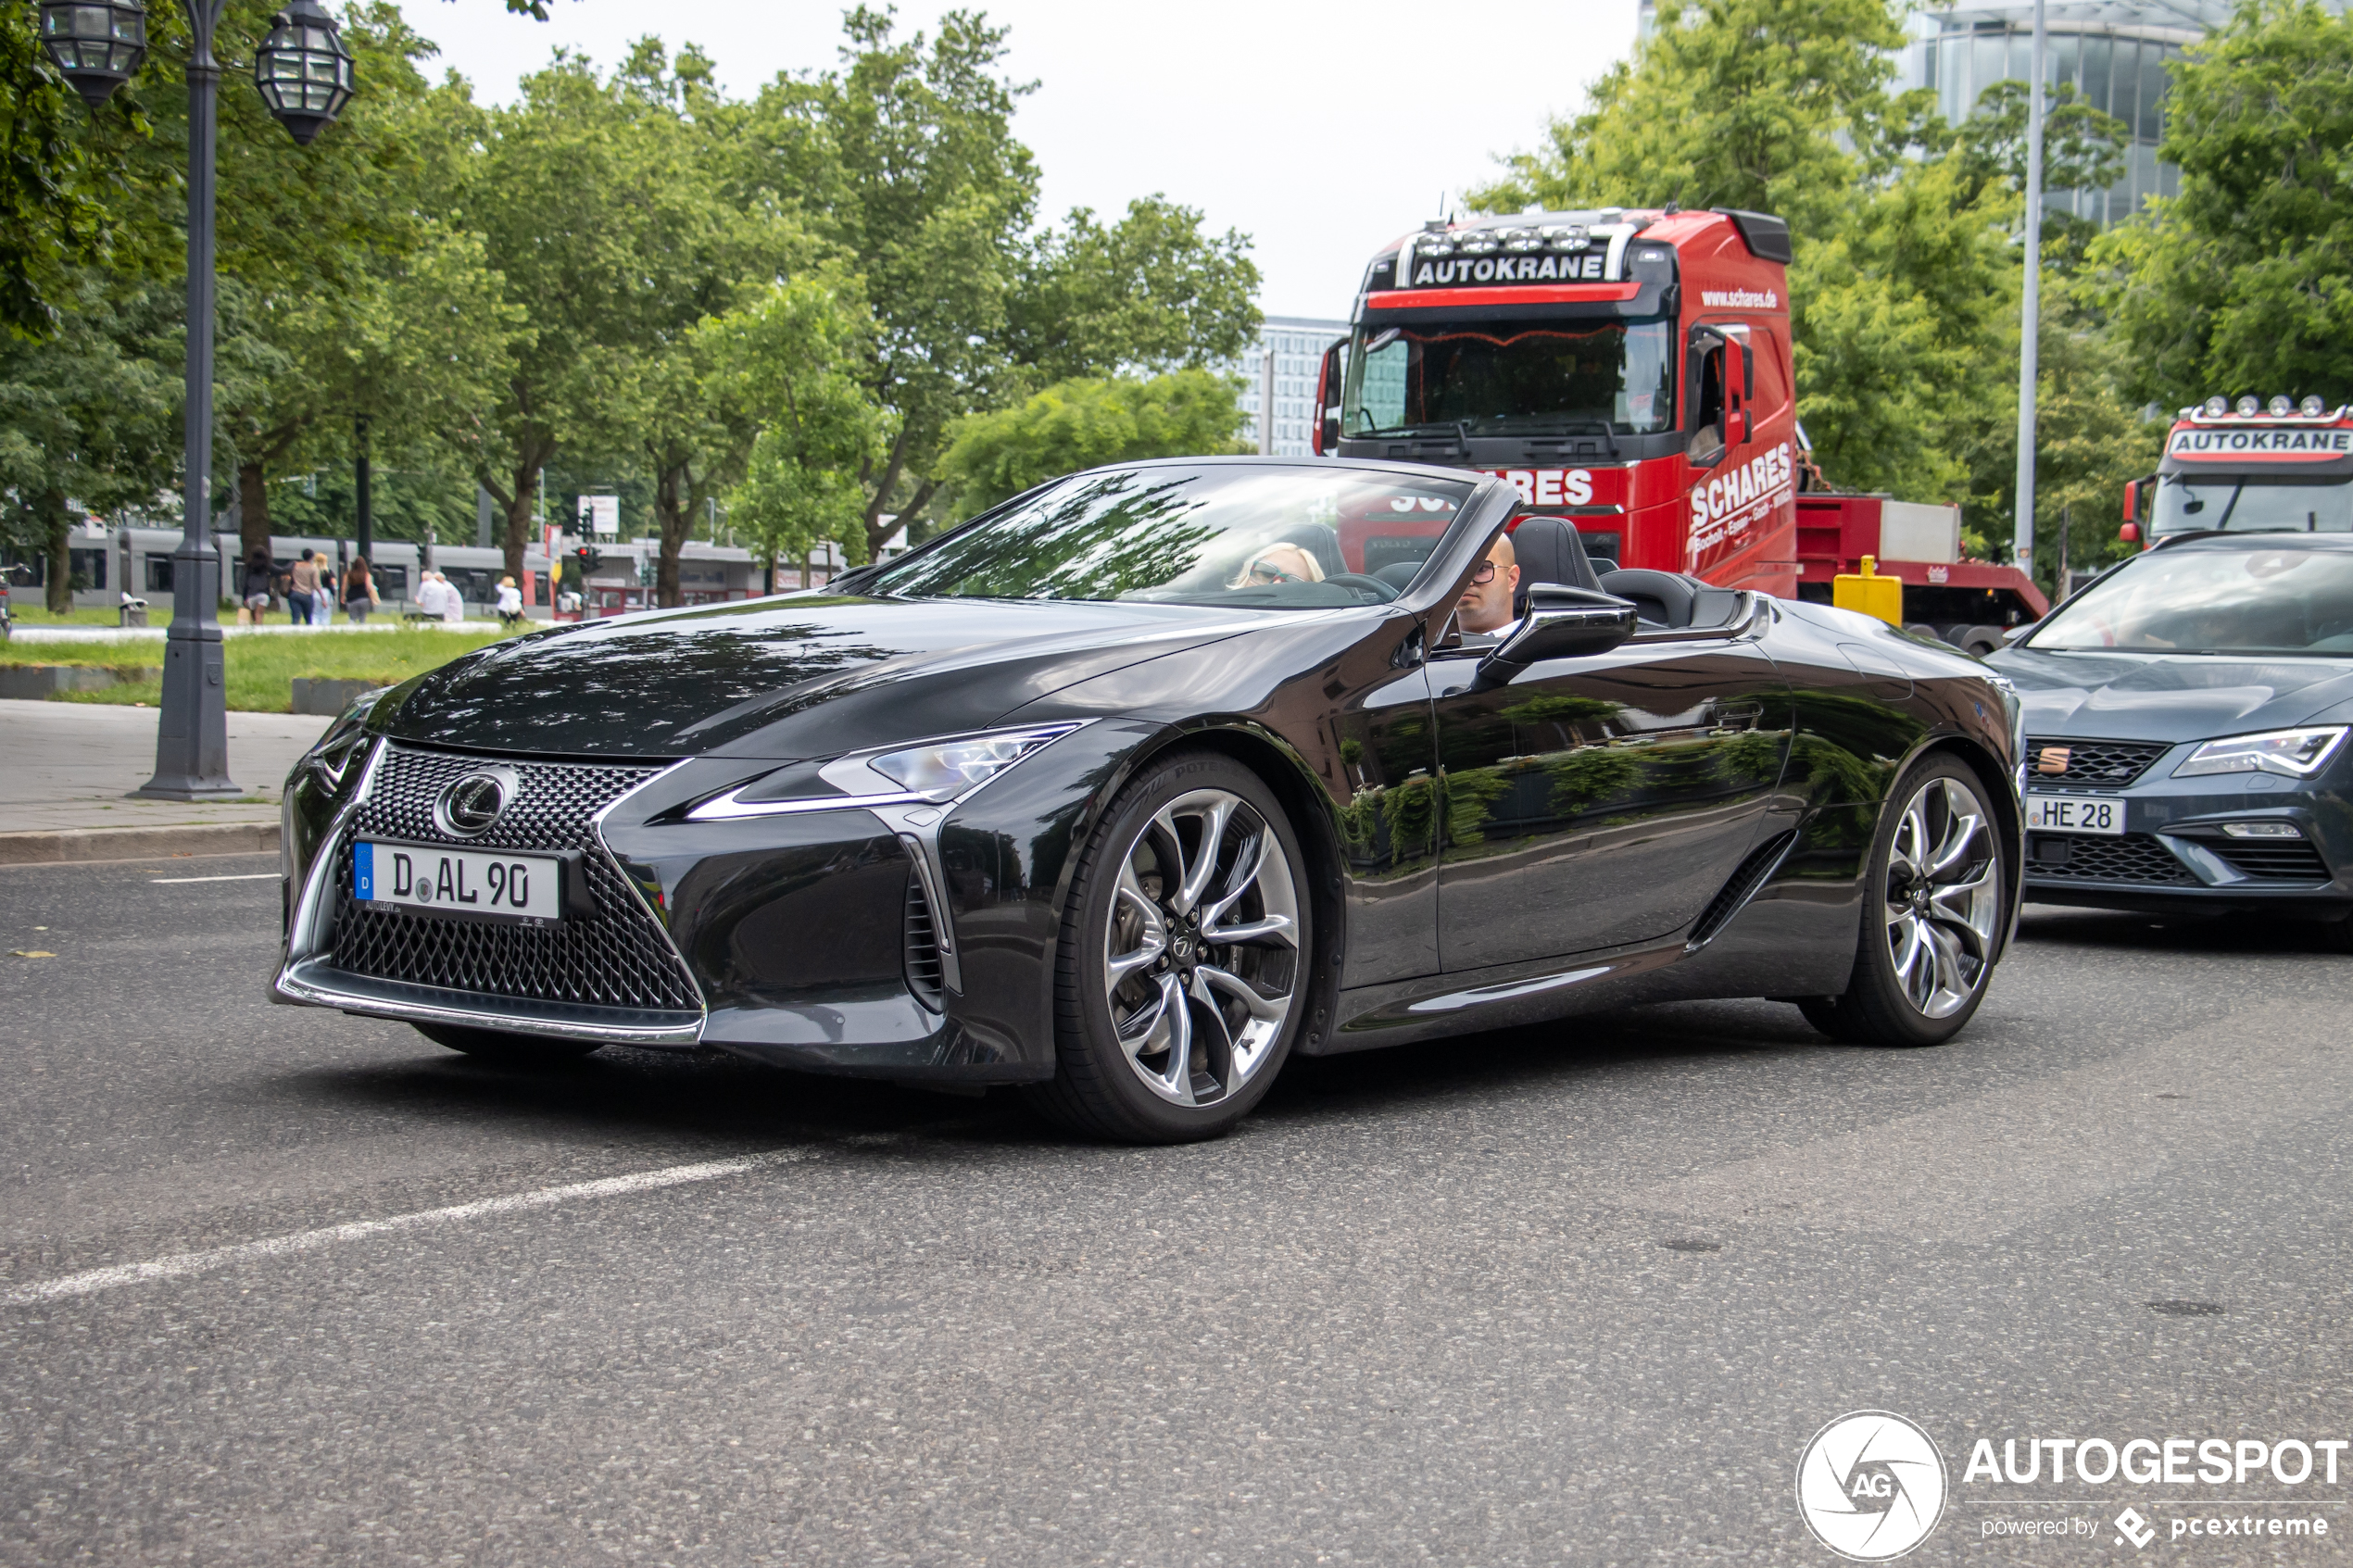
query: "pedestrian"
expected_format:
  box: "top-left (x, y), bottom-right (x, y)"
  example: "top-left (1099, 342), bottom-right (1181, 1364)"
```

top-left (242, 546), bottom-right (273, 625)
top-left (343, 557), bottom-right (380, 624)
top-left (287, 548), bottom-right (317, 626)
top-left (495, 574), bottom-right (523, 629)
top-left (438, 571), bottom-right (466, 625)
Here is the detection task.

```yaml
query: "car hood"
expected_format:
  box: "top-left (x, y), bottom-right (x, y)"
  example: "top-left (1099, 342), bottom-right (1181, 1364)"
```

top-left (370, 595), bottom-right (1266, 759)
top-left (1983, 646), bottom-right (2353, 740)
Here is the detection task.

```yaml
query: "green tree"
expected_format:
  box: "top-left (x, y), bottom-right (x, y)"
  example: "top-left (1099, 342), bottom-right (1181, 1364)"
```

top-left (2099, 0), bottom-right (2353, 411)
top-left (937, 370), bottom-right (1251, 518)
top-left (736, 10), bottom-right (1262, 557)
top-left (702, 270), bottom-right (886, 586)
top-left (1008, 197), bottom-right (1262, 383)
top-left (0, 271), bottom-right (177, 609)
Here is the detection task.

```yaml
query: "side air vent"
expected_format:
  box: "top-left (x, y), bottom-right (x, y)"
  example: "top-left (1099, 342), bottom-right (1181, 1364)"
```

top-left (903, 870), bottom-right (946, 1012)
top-left (1687, 830), bottom-right (1797, 950)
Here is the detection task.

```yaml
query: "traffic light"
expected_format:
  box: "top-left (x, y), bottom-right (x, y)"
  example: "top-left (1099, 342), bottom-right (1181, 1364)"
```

top-left (571, 545), bottom-right (602, 578)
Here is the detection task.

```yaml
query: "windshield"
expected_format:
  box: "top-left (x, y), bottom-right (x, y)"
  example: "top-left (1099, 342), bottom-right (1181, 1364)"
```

top-left (2152, 475), bottom-right (2353, 536)
top-left (2029, 546), bottom-right (2353, 654)
top-left (866, 465), bottom-right (1478, 608)
top-left (1340, 319), bottom-right (1675, 438)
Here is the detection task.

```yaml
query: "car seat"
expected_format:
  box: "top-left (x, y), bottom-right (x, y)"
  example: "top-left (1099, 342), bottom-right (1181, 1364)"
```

top-left (1510, 517), bottom-right (1604, 616)
top-left (1596, 568), bottom-right (1697, 628)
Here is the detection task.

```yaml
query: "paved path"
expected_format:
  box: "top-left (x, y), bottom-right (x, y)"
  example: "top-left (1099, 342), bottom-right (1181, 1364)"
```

top-left (0, 698), bottom-right (326, 835)
top-left (0, 865), bottom-right (2346, 1564)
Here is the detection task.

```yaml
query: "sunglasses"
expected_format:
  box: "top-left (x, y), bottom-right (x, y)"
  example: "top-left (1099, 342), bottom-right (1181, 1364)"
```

top-left (1244, 559), bottom-right (1305, 584)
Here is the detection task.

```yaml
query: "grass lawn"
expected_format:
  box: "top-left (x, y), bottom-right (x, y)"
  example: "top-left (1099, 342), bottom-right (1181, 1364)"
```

top-left (1, 627), bottom-right (519, 711)
top-left (6, 606), bottom-right (136, 626)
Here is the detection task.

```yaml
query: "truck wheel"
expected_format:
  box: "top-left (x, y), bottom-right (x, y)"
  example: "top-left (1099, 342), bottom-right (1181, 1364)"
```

top-left (1024, 750), bottom-right (1310, 1145)
top-left (1902, 622), bottom-right (1939, 643)
top-left (1799, 754), bottom-right (2008, 1047)
top-left (1959, 624), bottom-right (2006, 657)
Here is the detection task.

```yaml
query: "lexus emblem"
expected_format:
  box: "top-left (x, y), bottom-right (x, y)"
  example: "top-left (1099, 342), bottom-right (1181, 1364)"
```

top-left (434, 769), bottom-right (517, 836)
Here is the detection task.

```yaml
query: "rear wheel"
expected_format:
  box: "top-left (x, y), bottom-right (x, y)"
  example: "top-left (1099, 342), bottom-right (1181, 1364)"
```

top-left (1959, 624), bottom-right (2007, 657)
top-left (1023, 751), bottom-right (1311, 1144)
top-left (1801, 755), bottom-right (2007, 1047)
top-left (415, 1022), bottom-right (602, 1066)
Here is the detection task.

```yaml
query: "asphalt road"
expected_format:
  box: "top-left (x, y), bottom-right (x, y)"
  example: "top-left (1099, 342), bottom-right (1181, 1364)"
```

top-left (2, 856), bottom-right (2348, 1565)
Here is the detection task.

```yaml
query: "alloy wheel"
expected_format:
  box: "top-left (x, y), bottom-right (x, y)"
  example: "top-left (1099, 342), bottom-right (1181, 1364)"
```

top-left (1882, 775), bottom-right (2003, 1019)
top-left (1102, 787), bottom-right (1302, 1106)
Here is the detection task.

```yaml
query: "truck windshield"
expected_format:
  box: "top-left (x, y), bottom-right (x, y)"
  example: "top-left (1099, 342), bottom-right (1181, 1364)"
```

top-left (1341, 319), bottom-right (1676, 438)
top-left (2153, 475), bottom-right (2353, 536)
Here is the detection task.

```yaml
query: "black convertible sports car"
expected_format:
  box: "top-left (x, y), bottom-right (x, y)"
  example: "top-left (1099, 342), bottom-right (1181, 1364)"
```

top-left (276, 458), bottom-right (2025, 1142)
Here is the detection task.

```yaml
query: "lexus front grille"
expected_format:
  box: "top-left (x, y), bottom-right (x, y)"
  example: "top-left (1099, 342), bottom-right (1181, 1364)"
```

top-left (329, 746), bottom-right (701, 1014)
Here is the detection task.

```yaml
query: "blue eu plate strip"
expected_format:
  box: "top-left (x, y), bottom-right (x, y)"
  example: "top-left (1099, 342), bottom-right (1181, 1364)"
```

top-left (354, 841), bottom-right (374, 900)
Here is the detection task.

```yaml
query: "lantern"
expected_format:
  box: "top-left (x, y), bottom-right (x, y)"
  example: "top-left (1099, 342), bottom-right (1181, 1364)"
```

top-left (252, 0), bottom-right (353, 145)
top-left (37, 0), bottom-right (147, 107)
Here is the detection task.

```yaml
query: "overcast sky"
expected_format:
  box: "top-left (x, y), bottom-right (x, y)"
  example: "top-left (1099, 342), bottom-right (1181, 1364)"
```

top-left (400, 0), bottom-right (1638, 321)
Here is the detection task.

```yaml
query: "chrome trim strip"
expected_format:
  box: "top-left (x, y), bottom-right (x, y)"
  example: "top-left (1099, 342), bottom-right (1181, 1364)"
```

top-left (891, 828), bottom-right (963, 998)
top-left (687, 787), bottom-right (935, 822)
top-left (279, 735), bottom-right (390, 973)
top-left (276, 961), bottom-right (703, 1047)
top-left (590, 758), bottom-right (709, 1022)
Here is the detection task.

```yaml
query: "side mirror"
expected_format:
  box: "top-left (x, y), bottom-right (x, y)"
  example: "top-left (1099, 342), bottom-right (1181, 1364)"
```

top-left (2121, 480), bottom-right (2139, 523)
top-left (2002, 621), bottom-right (2039, 646)
top-left (2119, 521), bottom-right (2141, 545)
top-left (1313, 338), bottom-right (1345, 457)
top-left (1476, 586), bottom-right (1640, 686)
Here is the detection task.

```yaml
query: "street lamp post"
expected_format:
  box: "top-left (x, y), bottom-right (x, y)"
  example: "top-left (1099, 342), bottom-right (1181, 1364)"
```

top-left (43, 0), bottom-right (354, 799)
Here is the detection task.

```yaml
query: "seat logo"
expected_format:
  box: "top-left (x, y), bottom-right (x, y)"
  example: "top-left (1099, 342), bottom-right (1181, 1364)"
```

top-left (434, 769), bottom-right (517, 837)
top-left (1796, 1411), bottom-right (1948, 1561)
top-left (2037, 746), bottom-right (2072, 776)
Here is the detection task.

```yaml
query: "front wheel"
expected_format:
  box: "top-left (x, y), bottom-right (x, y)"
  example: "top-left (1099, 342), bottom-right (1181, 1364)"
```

top-left (1023, 751), bottom-right (1312, 1144)
top-left (1801, 754), bottom-right (2009, 1047)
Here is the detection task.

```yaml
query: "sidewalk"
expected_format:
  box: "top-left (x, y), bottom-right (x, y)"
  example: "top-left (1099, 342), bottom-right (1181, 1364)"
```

top-left (0, 698), bottom-right (329, 863)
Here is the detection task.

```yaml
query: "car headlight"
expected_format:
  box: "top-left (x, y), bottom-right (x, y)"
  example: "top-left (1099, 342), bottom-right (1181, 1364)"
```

top-left (2171, 726), bottom-right (2348, 779)
top-left (306, 692), bottom-right (384, 790)
top-left (689, 721), bottom-right (1088, 822)
top-left (864, 728), bottom-right (1076, 797)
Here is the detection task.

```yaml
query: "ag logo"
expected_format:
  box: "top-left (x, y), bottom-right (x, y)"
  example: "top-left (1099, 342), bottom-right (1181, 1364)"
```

top-left (1795, 1411), bottom-right (1948, 1561)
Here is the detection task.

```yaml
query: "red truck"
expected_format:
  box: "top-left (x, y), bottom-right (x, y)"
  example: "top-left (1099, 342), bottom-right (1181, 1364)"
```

top-left (2125, 394), bottom-right (2353, 546)
top-left (1310, 206), bottom-right (2045, 644)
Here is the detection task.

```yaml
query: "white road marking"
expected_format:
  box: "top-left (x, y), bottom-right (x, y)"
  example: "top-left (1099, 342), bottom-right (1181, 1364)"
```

top-left (149, 872), bottom-right (280, 884)
top-left (2, 1150), bottom-right (809, 1306)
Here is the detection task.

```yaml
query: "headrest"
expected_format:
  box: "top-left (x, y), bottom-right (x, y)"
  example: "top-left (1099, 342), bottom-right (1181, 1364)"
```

top-left (1509, 515), bottom-right (1604, 615)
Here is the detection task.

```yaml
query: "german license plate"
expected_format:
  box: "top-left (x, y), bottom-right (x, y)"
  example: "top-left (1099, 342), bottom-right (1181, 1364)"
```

top-left (2025, 794), bottom-right (2126, 836)
top-left (353, 839), bottom-right (563, 922)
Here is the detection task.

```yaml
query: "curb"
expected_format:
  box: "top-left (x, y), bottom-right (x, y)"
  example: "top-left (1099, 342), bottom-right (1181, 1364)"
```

top-left (0, 822), bottom-right (281, 867)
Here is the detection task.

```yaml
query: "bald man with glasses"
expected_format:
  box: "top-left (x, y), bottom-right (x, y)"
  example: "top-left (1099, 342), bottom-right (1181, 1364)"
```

top-left (1456, 532), bottom-right (1522, 637)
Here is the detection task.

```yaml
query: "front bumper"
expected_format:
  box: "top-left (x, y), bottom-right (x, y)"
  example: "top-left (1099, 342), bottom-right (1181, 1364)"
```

top-left (273, 724), bottom-right (1163, 1083)
top-left (2021, 754), bottom-right (2353, 920)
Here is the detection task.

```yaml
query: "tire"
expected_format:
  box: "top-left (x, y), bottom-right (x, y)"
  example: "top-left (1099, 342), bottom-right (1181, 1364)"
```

top-left (1798, 753), bottom-right (2008, 1047)
top-left (415, 1022), bottom-right (602, 1066)
top-left (2312, 912), bottom-right (2353, 954)
top-left (1022, 750), bottom-right (1313, 1144)
top-left (1960, 624), bottom-right (2007, 657)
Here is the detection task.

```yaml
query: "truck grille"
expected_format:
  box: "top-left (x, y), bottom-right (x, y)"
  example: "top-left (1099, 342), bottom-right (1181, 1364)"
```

top-left (2025, 737), bottom-right (2171, 788)
top-left (331, 746), bottom-right (701, 1013)
top-left (2026, 833), bottom-right (2196, 885)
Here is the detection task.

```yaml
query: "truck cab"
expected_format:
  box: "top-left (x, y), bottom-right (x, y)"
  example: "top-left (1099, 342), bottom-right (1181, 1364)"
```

top-left (1314, 206), bottom-right (1801, 596)
top-left (2132, 395), bottom-right (2353, 545)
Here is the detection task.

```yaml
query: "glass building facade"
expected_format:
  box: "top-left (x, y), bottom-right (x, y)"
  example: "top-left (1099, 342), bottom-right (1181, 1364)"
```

top-left (1227, 315), bottom-right (1353, 457)
top-left (1897, 3), bottom-right (2233, 225)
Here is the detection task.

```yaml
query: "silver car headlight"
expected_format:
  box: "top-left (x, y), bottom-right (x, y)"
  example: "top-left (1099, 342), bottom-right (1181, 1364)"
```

top-left (2171, 726), bottom-right (2348, 780)
top-left (689, 721), bottom-right (1088, 822)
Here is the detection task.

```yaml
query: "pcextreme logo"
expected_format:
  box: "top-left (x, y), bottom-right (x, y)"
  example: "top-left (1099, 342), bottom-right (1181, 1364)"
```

top-left (1796, 1411), bottom-right (1950, 1561)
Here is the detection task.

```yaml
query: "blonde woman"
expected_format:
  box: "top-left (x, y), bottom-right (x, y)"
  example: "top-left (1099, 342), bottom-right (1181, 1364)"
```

top-left (495, 574), bottom-right (524, 628)
top-left (1227, 542), bottom-right (1326, 590)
